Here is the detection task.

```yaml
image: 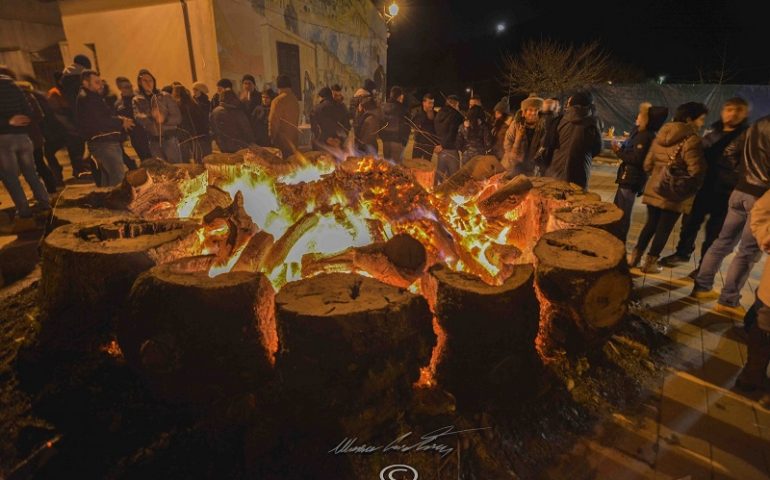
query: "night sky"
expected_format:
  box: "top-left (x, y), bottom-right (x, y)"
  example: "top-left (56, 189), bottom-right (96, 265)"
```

top-left (385, 0), bottom-right (766, 106)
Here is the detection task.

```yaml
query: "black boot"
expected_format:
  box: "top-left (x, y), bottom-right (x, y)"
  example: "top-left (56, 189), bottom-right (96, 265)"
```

top-left (735, 322), bottom-right (770, 392)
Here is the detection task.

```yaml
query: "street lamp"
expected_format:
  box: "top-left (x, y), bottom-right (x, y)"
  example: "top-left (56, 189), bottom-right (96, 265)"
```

top-left (384, 1), bottom-right (399, 23)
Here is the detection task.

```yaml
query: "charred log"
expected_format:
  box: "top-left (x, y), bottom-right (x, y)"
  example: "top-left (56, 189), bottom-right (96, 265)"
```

top-left (546, 201), bottom-right (624, 239)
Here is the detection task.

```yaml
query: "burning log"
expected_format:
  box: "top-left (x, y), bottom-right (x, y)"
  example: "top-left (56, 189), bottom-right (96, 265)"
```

top-left (262, 211), bottom-right (320, 274)
top-left (478, 175), bottom-right (533, 218)
top-left (402, 157), bottom-right (436, 192)
top-left (300, 233), bottom-right (427, 288)
top-left (190, 186), bottom-right (232, 219)
top-left (533, 227), bottom-right (631, 356)
top-left (421, 263), bottom-right (540, 408)
top-left (546, 201), bottom-right (624, 239)
top-left (117, 256), bottom-right (277, 403)
top-left (275, 273), bottom-right (434, 415)
top-left (39, 219), bottom-right (201, 349)
top-left (434, 155), bottom-right (504, 196)
top-left (202, 191), bottom-right (257, 265)
top-left (232, 231), bottom-right (275, 273)
top-left (104, 159), bottom-right (208, 219)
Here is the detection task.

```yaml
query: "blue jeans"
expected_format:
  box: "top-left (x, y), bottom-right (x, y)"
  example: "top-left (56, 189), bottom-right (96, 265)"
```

top-left (436, 149), bottom-right (460, 185)
top-left (149, 135), bottom-right (182, 163)
top-left (694, 189), bottom-right (763, 306)
top-left (0, 133), bottom-right (50, 216)
top-left (88, 141), bottom-right (125, 187)
top-left (613, 186), bottom-right (637, 242)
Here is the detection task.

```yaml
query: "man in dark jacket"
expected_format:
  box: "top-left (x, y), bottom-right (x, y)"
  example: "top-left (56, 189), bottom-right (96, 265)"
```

top-left (132, 69), bottom-right (183, 163)
top-left (349, 79), bottom-right (376, 121)
top-left (380, 86), bottom-right (410, 163)
top-left (544, 91), bottom-right (602, 189)
top-left (354, 98), bottom-right (381, 154)
top-left (410, 93), bottom-right (437, 161)
top-left (211, 79), bottom-right (256, 153)
top-left (692, 114), bottom-right (770, 316)
top-left (661, 97), bottom-right (750, 271)
top-left (612, 103), bottom-right (669, 242)
top-left (434, 94), bottom-right (464, 183)
top-left (310, 87), bottom-right (349, 149)
top-left (0, 66), bottom-right (50, 220)
top-left (75, 70), bottom-right (133, 186)
top-left (115, 77), bottom-right (152, 161)
top-left (59, 54), bottom-right (92, 176)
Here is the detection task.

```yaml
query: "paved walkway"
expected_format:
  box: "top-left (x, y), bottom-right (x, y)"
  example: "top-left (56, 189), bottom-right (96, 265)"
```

top-left (554, 164), bottom-right (770, 480)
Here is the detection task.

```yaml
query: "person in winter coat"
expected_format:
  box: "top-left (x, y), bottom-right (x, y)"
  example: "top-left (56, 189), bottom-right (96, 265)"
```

top-left (491, 97), bottom-right (512, 161)
top-left (0, 66), bottom-right (51, 222)
top-left (132, 69), bottom-right (183, 163)
top-left (543, 91), bottom-right (602, 188)
top-left (16, 81), bottom-right (58, 193)
top-left (268, 74), bottom-right (300, 158)
top-left (76, 70), bottom-right (134, 187)
top-left (380, 86), bottom-right (410, 163)
top-left (253, 88), bottom-right (275, 147)
top-left (504, 96), bottom-right (547, 176)
top-left (690, 114), bottom-right (770, 315)
top-left (410, 93), bottom-right (437, 161)
top-left (612, 102), bottom-right (669, 242)
top-left (115, 77), bottom-right (152, 162)
top-left (660, 97), bottom-right (750, 273)
top-left (628, 102), bottom-right (708, 273)
top-left (456, 105), bottom-right (493, 161)
top-left (349, 78), bottom-right (376, 121)
top-left (210, 81), bottom-right (256, 154)
top-left (172, 84), bottom-right (209, 162)
top-left (191, 82), bottom-right (212, 157)
top-left (354, 98), bottom-right (381, 154)
top-left (736, 188), bottom-right (770, 401)
top-left (240, 74), bottom-right (260, 118)
top-left (58, 55), bottom-right (91, 176)
top-left (310, 86), bottom-right (349, 149)
top-left (434, 94), bottom-right (464, 183)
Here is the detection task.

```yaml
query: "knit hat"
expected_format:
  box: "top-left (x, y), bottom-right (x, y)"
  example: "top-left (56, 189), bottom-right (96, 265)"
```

top-left (493, 97), bottom-right (510, 114)
top-left (318, 86), bottom-right (332, 100)
top-left (73, 54), bottom-right (91, 69)
top-left (242, 74), bottom-right (256, 84)
top-left (276, 74), bottom-right (291, 89)
top-left (217, 78), bottom-right (233, 89)
top-left (192, 81), bottom-right (209, 94)
top-left (520, 96), bottom-right (544, 111)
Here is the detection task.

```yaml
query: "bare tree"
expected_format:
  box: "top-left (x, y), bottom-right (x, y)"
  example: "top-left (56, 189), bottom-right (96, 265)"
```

top-left (500, 39), bottom-right (615, 96)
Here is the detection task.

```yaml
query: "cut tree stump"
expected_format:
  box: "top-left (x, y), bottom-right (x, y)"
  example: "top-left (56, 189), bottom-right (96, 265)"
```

top-left (402, 157), bottom-right (436, 192)
top-left (421, 263), bottom-right (540, 408)
top-left (118, 256), bottom-right (277, 403)
top-left (533, 226), bottom-right (630, 356)
top-left (546, 201), bottom-right (624, 239)
top-left (39, 219), bottom-right (201, 348)
top-left (275, 273), bottom-right (434, 413)
top-left (49, 185), bottom-right (132, 230)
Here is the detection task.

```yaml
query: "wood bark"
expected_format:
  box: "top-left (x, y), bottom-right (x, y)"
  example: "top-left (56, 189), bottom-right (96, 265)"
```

top-left (275, 273), bottom-right (434, 412)
top-left (434, 155), bottom-right (504, 196)
top-left (118, 256), bottom-right (277, 403)
top-left (39, 219), bottom-right (201, 349)
top-left (402, 157), bottom-right (436, 192)
top-left (421, 263), bottom-right (540, 407)
top-left (478, 175), bottom-right (533, 218)
top-left (546, 201), bottom-right (624, 239)
top-left (533, 226), bottom-right (630, 355)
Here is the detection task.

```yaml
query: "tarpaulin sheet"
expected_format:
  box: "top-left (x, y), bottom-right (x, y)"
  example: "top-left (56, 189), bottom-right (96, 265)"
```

top-left (590, 84), bottom-right (770, 134)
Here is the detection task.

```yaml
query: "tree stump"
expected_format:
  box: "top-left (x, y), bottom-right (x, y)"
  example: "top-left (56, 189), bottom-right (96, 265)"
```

top-left (546, 201), bottom-right (624, 239)
top-left (421, 264), bottom-right (540, 408)
top-left (402, 157), bottom-right (436, 192)
top-left (275, 273), bottom-right (434, 417)
top-left (533, 227), bottom-right (630, 356)
top-left (49, 185), bottom-right (131, 230)
top-left (118, 256), bottom-right (277, 403)
top-left (39, 219), bottom-right (201, 348)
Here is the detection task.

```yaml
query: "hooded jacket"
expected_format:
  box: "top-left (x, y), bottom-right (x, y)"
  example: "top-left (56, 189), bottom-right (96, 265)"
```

top-left (434, 105), bottom-right (464, 149)
top-left (503, 116), bottom-right (547, 175)
top-left (211, 90), bottom-right (256, 153)
top-left (641, 121), bottom-right (706, 214)
top-left (132, 69), bottom-right (182, 138)
top-left (544, 105), bottom-right (602, 188)
top-left (615, 105), bottom-right (669, 192)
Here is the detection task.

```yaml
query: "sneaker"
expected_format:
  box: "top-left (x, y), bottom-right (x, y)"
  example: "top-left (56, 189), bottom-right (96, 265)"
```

top-left (690, 286), bottom-right (719, 301)
top-left (714, 302), bottom-right (747, 318)
top-left (659, 253), bottom-right (690, 268)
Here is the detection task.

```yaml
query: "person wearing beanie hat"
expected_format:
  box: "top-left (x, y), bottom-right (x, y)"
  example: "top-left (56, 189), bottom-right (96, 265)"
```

top-left (502, 95), bottom-right (547, 175)
top-left (210, 79), bottom-right (256, 153)
top-left (349, 78), bottom-right (377, 120)
top-left (612, 102), bottom-right (670, 244)
top-left (132, 68), bottom-right (183, 163)
top-left (492, 97), bottom-right (512, 161)
top-left (310, 86), bottom-right (349, 150)
top-left (73, 54), bottom-right (91, 69)
top-left (59, 55), bottom-right (96, 177)
top-left (216, 78), bottom-right (233, 91)
top-left (269, 74), bottom-right (300, 157)
top-left (240, 74), bottom-right (260, 122)
top-left (543, 90), bottom-right (602, 188)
